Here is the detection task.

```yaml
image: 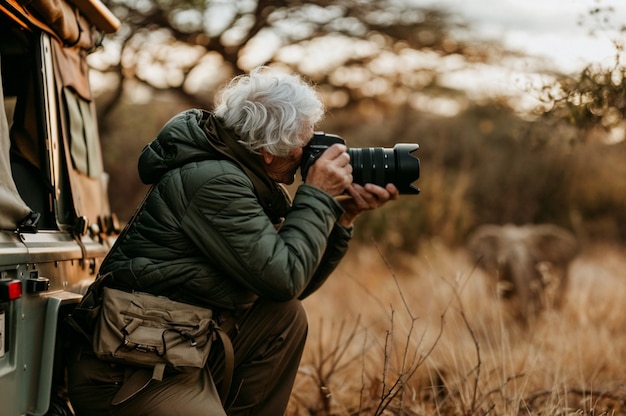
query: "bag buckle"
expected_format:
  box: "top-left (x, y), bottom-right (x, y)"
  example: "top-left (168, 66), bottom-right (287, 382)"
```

top-left (179, 330), bottom-right (197, 347)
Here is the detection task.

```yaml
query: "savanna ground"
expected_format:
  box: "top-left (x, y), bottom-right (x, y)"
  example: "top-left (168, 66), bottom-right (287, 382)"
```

top-left (288, 241), bottom-right (626, 415)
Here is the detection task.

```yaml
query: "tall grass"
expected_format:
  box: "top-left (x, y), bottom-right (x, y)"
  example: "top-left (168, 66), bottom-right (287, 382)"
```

top-left (289, 242), bottom-right (626, 415)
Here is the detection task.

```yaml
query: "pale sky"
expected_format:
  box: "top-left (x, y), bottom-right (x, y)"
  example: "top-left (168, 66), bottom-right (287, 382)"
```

top-left (421, 0), bottom-right (625, 73)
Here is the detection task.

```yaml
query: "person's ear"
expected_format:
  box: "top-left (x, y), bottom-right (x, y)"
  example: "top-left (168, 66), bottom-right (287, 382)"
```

top-left (261, 148), bottom-right (274, 165)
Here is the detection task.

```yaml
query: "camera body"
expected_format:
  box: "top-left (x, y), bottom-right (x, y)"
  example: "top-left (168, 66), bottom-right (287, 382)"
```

top-left (301, 132), bottom-right (421, 195)
top-left (300, 133), bottom-right (347, 180)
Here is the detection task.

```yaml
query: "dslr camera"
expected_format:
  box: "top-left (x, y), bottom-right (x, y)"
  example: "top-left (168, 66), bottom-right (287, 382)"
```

top-left (301, 132), bottom-right (420, 195)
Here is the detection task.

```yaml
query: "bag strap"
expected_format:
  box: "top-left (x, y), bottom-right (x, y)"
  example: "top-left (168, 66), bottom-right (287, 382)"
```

top-left (91, 185), bottom-right (235, 406)
top-left (65, 186), bottom-right (155, 342)
top-left (212, 325), bottom-right (234, 406)
top-left (107, 185), bottom-right (234, 406)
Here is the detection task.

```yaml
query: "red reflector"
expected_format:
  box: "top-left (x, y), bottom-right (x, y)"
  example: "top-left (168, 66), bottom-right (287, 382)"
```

top-left (1, 280), bottom-right (22, 301)
top-left (8, 281), bottom-right (22, 300)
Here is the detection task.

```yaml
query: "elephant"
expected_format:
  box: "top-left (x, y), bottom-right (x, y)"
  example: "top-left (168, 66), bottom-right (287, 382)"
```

top-left (467, 224), bottom-right (579, 324)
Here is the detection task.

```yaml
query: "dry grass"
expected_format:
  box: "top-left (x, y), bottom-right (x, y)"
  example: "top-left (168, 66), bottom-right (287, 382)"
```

top-left (289, 241), bottom-right (626, 415)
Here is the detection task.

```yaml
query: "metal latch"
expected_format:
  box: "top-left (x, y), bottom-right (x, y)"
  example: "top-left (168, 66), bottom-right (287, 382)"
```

top-left (26, 271), bottom-right (50, 293)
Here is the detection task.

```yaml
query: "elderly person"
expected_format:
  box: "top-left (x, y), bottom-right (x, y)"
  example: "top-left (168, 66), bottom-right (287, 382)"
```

top-left (67, 66), bottom-right (398, 415)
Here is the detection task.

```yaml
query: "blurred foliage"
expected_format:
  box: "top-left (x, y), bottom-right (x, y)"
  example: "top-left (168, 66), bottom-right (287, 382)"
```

top-left (539, 54), bottom-right (625, 133)
top-left (538, 5), bottom-right (625, 137)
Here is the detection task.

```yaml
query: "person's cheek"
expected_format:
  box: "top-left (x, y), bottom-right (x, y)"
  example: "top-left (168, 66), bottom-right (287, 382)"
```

top-left (293, 147), bottom-right (303, 163)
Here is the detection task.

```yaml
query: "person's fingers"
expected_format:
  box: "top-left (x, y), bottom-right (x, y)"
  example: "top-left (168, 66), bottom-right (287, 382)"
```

top-left (346, 184), bottom-right (383, 210)
top-left (305, 144), bottom-right (352, 196)
top-left (338, 183), bottom-right (400, 227)
top-left (363, 183), bottom-right (399, 201)
top-left (317, 143), bottom-right (348, 162)
top-left (345, 184), bottom-right (367, 208)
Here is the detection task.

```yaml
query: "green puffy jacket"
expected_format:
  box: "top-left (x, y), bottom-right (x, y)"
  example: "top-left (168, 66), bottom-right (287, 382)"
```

top-left (100, 109), bottom-right (352, 311)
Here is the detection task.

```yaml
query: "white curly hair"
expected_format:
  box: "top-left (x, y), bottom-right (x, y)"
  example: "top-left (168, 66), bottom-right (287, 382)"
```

top-left (214, 66), bottom-right (324, 157)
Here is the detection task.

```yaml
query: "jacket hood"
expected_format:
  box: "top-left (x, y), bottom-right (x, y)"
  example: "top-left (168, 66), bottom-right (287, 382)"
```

top-left (138, 109), bottom-right (217, 184)
top-left (138, 108), bottom-right (292, 223)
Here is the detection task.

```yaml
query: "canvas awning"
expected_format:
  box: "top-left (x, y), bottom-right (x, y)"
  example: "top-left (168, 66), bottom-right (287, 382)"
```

top-left (0, 0), bottom-right (119, 48)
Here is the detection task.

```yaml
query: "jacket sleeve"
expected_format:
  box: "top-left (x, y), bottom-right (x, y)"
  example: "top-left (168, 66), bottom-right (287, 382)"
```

top-left (298, 223), bottom-right (352, 299)
top-left (180, 168), bottom-right (346, 302)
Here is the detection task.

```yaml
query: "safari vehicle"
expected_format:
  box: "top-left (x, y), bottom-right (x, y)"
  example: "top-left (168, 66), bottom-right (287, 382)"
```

top-left (0, 0), bottom-right (119, 414)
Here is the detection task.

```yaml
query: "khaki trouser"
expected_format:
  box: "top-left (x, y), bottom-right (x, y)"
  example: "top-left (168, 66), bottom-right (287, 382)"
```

top-left (67, 298), bottom-right (308, 416)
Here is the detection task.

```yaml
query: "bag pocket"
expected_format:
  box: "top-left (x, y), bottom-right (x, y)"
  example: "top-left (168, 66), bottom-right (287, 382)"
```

top-left (93, 287), bottom-right (215, 375)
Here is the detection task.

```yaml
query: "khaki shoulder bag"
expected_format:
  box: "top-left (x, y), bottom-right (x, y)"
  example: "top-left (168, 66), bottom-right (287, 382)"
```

top-left (68, 186), bottom-right (233, 405)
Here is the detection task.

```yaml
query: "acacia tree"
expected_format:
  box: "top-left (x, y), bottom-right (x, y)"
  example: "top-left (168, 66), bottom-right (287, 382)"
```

top-left (93, 0), bottom-right (494, 120)
top-left (537, 5), bottom-right (626, 140)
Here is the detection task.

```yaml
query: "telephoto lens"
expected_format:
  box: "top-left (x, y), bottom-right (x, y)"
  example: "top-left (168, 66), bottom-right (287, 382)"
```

top-left (348, 144), bottom-right (420, 194)
top-left (301, 133), bottom-right (420, 195)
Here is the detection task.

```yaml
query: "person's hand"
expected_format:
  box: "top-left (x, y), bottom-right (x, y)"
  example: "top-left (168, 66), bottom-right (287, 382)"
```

top-left (304, 144), bottom-right (352, 196)
top-left (338, 183), bottom-right (399, 227)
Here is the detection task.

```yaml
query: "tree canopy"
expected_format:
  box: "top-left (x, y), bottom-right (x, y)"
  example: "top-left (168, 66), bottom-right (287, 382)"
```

top-left (92, 0), bottom-right (625, 139)
top-left (93, 0), bottom-right (502, 118)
